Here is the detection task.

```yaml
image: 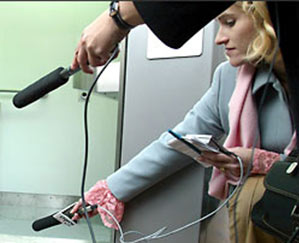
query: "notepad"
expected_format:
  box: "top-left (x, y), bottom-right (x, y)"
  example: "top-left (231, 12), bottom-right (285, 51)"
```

top-left (168, 134), bottom-right (228, 167)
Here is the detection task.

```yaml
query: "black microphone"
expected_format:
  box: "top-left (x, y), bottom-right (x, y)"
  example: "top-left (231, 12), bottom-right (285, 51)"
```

top-left (32, 212), bottom-right (62, 232)
top-left (12, 66), bottom-right (80, 109)
top-left (32, 203), bottom-right (97, 232)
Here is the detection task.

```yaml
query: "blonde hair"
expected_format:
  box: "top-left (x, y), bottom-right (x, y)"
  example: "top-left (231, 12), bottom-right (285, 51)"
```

top-left (236, 1), bottom-right (288, 91)
top-left (235, 1), bottom-right (278, 65)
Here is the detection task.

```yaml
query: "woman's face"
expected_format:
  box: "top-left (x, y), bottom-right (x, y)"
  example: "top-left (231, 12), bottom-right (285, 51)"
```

top-left (215, 4), bottom-right (257, 67)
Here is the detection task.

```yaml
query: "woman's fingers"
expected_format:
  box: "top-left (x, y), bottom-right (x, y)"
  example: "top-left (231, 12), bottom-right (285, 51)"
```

top-left (196, 147), bottom-right (254, 178)
top-left (70, 200), bottom-right (100, 221)
top-left (197, 151), bottom-right (241, 177)
top-left (71, 200), bottom-right (83, 220)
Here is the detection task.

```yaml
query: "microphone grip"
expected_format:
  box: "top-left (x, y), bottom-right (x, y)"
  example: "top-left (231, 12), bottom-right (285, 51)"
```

top-left (32, 203), bottom-right (97, 232)
top-left (32, 213), bottom-right (61, 232)
top-left (13, 67), bottom-right (68, 108)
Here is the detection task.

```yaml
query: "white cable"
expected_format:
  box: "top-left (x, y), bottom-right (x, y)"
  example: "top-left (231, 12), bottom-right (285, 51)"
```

top-left (96, 155), bottom-right (244, 243)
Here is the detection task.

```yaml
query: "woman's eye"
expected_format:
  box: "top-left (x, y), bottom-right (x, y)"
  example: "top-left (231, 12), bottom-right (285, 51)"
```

top-left (225, 19), bottom-right (236, 27)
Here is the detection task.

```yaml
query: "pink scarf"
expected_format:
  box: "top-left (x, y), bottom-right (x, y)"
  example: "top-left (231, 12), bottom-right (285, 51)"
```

top-left (208, 63), bottom-right (296, 200)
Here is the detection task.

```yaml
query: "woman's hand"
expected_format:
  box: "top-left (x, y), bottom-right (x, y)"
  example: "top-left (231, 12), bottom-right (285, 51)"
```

top-left (70, 200), bottom-right (98, 221)
top-left (197, 147), bottom-right (254, 178)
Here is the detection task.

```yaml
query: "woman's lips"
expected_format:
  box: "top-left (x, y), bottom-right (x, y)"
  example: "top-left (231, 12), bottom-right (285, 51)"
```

top-left (225, 48), bottom-right (235, 56)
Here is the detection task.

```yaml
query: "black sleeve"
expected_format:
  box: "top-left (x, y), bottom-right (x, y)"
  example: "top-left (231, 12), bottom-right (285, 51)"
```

top-left (133, 1), bottom-right (234, 49)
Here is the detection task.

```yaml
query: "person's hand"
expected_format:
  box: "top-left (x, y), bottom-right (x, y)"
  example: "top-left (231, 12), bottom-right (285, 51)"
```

top-left (71, 2), bottom-right (143, 74)
top-left (71, 10), bottom-right (128, 74)
top-left (70, 199), bottom-right (98, 221)
top-left (197, 147), bottom-right (253, 178)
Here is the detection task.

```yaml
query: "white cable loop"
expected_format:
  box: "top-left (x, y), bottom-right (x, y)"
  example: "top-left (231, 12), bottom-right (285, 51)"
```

top-left (95, 155), bottom-right (244, 243)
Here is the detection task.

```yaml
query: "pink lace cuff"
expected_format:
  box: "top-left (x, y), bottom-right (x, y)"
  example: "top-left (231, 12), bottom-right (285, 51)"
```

top-left (251, 148), bottom-right (281, 174)
top-left (209, 149), bottom-right (281, 200)
top-left (84, 180), bottom-right (124, 230)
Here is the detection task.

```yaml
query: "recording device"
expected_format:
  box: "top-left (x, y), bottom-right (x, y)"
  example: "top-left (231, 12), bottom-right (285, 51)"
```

top-left (32, 202), bottom-right (98, 232)
top-left (12, 66), bottom-right (80, 109)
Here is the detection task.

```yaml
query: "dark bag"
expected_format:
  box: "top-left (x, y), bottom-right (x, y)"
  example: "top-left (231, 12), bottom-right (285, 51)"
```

top-left (251, 156), bottom-right (299, 242)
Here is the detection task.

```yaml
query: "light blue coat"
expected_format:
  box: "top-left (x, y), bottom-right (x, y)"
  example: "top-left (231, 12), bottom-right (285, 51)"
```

top-left (107, 61), bottom-right (293, 202)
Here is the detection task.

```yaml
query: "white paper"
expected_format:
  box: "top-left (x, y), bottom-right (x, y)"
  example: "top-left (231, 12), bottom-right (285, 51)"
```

top-left (95, 62), bottom-right (120, 92)
top-left (168, 134), bottom-right (227, 168)
top-left (147, 28), bottom-right (203, 60)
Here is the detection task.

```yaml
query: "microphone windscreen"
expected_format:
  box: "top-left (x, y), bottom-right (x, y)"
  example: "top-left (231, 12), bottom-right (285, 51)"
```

top-left (13, 67), bottom-right (68, 108)
top-left (32, 213), bottom-right (61, 231)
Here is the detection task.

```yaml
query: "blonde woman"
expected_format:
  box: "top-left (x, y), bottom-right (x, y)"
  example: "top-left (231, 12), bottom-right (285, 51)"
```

top-left (72, 2), bottom-right (291, 242)
top-left (202, 2), bottom-right (289, 242)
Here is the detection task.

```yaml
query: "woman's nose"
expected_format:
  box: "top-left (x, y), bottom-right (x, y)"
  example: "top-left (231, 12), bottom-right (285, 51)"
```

top-left (215, 30), bottom-right (229, 45)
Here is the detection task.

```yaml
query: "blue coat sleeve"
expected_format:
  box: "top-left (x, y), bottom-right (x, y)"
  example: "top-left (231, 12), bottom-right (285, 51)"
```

top-left (107, 64), bottom-right (228, 202)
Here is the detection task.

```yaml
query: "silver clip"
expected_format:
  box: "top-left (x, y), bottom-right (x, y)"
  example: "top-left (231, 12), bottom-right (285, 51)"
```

top-left (286, 162), bottom-right (298, 175)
